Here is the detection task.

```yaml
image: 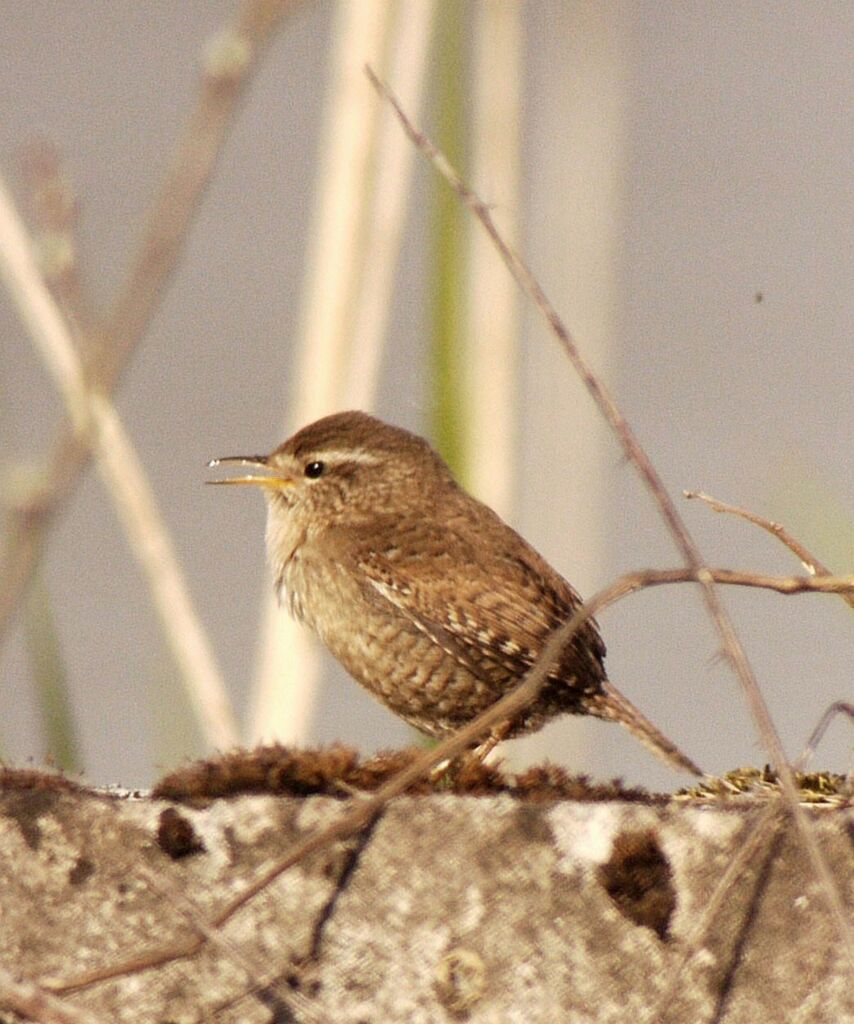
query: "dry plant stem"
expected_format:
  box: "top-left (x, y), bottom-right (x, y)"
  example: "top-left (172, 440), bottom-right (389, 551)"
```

top-left (365, 66), bottom-right (852, 957)
top-left (0, 176), bottom-right (238, 749)
top-left (19, 138), bottom-right (99, 343)
top-left (100, 0), bottom-right (298, 387)
top-left (684, 489), bottom-right (832, 574)
top-left (466, 0), bottom-right (522, 516)
top-left (346, 0), bottom-right (438, 410)
top-left (250, 0), bottom-right (394, 744)
top-left (798, 701), bottom-right (854, 769)
top-left (601, 568), bottom-right (852, 596)
top-left (0, 964), bottom-right (107, 1024)
top-left (47, 565), bottom-right (849, 994)
top-left (0, 178), bottom-right (88, 427)
top-left (685, 489), bottom-right (854, 610)
top-left (0, 0), bottom-right (295, 657)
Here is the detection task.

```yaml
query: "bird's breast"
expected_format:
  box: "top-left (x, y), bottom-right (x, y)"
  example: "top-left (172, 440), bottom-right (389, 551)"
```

top-left (277, 548), bottom-right (357, 635)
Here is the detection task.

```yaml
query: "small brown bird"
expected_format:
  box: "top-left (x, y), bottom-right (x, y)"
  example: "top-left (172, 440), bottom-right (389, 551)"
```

top-left (209, 411), bottom-right (701, 775)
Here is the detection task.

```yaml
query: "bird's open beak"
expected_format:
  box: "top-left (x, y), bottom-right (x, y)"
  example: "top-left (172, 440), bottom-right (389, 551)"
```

top-left (206, 455), bottom-right (293, 490)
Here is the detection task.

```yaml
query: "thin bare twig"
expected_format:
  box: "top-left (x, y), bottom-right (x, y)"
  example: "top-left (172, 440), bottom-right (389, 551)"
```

top-left (100, 0), bottom-right (299, 388)
top-left (364, 66), bottom-right (852, 957)
top-left (140, 867), bottom-right (324, 1023)
top-left (47, 562), bottom-right (849, 993)
top-left (798, 701), bottom-right (854, 769)
top-left (620, 568), bottom-right (852, 595)
top-left (684, 489), bottom-right (854, 611)
top-left (0, 964), bottom-right (107, 1024)
top-left (0, 0), bottom-right (296, 656)
top-left (0, 175), bottom-right (238, 749)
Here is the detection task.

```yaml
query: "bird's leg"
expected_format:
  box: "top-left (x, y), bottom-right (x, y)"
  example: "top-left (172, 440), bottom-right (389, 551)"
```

top-left (427, 721), bottom-right (512, 787)
top-left (468, 720), bottom-right (513, 765)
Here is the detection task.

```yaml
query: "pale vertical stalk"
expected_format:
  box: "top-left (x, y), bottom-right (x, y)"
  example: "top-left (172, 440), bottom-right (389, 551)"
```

top-left (0, 176), bottom-right (239, 750)
top-left (92, 399), bottom-right (240, 748)
top-left (347, 0), bottom-right (438, 410)
top-left (249, 0), bottom-right (395, 743)
top-left (0, 182), bottom-right (88, 434)
top-left (24, 575), bottom-right (82, 772)
top-left (511, 2), bottom-right (628, 768)
top-left (465, 0), bottom-right (523, 517)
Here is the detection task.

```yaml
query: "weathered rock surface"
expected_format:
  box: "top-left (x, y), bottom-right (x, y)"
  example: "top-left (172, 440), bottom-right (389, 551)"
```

top-left (0, 767), bottom-right (850, 1023)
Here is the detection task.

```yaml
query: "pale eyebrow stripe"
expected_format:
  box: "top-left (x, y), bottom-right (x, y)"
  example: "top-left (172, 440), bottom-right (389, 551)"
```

top-left (310, 448), bottom-right (383, 466)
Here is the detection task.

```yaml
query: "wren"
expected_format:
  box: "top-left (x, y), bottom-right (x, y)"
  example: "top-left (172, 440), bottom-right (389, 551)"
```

top-left (209, 411), bottom-right (701, 775)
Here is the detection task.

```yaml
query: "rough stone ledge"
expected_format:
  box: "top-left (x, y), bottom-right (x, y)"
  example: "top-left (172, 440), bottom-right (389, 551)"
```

top-left (0, 764), bottom-right (850, 1024)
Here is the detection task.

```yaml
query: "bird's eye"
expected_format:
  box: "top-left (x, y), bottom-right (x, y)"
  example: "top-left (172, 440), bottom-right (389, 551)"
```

top-left (304, 461), bottom-right (325, 479)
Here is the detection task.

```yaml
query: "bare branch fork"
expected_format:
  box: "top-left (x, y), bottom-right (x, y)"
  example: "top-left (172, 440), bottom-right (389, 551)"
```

top-left (0, 0), bottom-right (296, 657)
top-left (685, 489), bottom-right (854, 611)
top-left (46, 563), bottom-right (850, 994)
top-left (363, 65), bottom-right (852, 957)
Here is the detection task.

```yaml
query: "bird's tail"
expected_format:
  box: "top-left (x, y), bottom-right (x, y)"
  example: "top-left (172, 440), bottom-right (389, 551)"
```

top-left (586, 681), bottom-right (703, 776)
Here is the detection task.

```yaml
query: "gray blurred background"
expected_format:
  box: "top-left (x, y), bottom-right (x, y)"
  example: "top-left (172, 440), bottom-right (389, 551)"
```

top-left (0, 1), bottom-right (851, 789)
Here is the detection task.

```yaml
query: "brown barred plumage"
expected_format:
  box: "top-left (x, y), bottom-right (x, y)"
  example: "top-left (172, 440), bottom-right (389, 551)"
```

top-left (210, 411), bottom-right (701, 776)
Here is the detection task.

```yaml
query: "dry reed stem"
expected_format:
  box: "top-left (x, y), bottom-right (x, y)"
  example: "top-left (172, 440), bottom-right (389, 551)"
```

top-left (0, 178), bottom-right (90, 428)
top-left (346, 0), bottom-right (438, 410)
top-left (365, 66), bottom-right (852, 957)
top-left (685, 489), bottom-right (854, 610)
top-left (0, 0), bottom-right (295, 657)
top-left (47, 563), bottom-right (849, 993)
top-left (249, 0), bottom-right (396, 744)
top-left (465, 0), bottom-right (522, 517)
top-left (0, 176), bottom-right (238, 749)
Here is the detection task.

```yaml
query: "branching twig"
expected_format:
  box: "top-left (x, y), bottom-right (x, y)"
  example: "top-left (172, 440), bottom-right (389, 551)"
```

top-left (101, 0), bottom-right (299, 387)
top-left (0, 175), bottom-right (238, 749)
top-left (684, 489), bottom-right (854, 611)
top-left (46, 563), bottom-right (850, 993)
top-left (626, 568), bottom-right (851, 595)
top-left (364, 66), bottom-right (852, 958)
top-left (0, 0), bottom-right (296, 657)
